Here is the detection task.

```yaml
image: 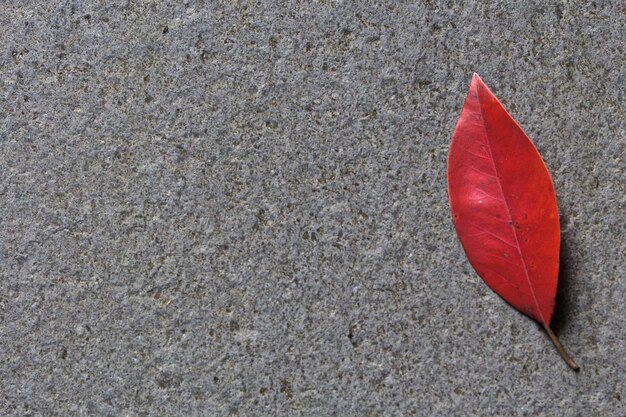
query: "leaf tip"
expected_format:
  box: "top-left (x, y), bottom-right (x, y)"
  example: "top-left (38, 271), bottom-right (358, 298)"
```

top-left (471, 73), bottom-right (486, 90)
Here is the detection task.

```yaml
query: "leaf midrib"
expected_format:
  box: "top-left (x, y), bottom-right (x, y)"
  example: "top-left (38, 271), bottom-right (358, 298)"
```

top-left (474, 84), bottom-right (547, 325)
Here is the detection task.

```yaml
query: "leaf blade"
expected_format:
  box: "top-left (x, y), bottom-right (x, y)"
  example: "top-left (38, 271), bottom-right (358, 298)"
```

top-left (447, 74), bottom-right (560, 327)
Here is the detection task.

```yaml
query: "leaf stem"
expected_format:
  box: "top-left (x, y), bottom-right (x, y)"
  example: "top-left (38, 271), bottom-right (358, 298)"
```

top-left (544, 325), bottom-right (579, 371)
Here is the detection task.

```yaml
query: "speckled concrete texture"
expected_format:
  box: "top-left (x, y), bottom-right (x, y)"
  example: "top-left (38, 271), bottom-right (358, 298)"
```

top-left (0, 1), bottom-right (624, 416)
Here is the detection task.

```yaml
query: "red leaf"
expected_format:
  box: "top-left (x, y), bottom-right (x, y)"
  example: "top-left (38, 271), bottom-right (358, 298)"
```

top-left (447, 74), bottom-right (578, 370)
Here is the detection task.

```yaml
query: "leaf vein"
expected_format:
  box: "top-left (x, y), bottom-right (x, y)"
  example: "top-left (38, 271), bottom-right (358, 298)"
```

top-left (464, 148), bottom-right (491, 161)
top-left (468, 230), bottom-right (517, 249)
top-left (466, 164), bottom-right (498, 179)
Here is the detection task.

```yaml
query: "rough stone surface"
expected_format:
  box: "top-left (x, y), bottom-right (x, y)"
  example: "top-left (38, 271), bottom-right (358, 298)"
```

top-left (0, 1), bottom-right (624, 416)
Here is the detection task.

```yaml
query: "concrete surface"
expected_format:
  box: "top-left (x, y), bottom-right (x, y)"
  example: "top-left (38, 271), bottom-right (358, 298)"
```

top-left (0, 1), bottom-right (624, 416)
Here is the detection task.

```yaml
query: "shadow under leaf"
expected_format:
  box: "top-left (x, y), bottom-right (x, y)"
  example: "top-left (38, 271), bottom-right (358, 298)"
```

top-left (551, 232), bottom-right (578, 335)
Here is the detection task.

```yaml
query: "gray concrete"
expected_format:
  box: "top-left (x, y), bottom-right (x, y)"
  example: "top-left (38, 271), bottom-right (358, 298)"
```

top-left (1, 1), bottom-right (624, 416)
